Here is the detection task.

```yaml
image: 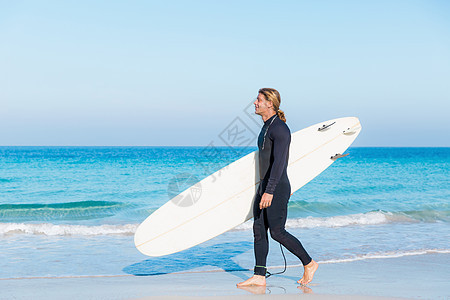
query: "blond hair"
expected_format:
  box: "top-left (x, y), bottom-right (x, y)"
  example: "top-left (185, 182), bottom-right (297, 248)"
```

top-left (258, 88), bottom-right (286, 122)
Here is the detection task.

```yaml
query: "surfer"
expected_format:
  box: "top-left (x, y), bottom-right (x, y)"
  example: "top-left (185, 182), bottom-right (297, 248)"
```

top-left (237, 88), bottom-right (318, 287)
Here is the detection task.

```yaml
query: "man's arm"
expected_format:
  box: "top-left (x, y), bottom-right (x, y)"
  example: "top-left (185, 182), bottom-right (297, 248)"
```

top-left (265, 124), bottom-right (290, 195)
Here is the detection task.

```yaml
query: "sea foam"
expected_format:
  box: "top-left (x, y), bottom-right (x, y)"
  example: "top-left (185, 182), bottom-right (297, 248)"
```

top-left (0, 211), bottom-right (419, 236)
top-left (0, 223), bottom-right (138, 236)
top-left (317, 249), bottom-right (450, 264)
top-left (265, 249), bottom-right (450, 270)
top-left (233, 211), bottom-right (413, 231)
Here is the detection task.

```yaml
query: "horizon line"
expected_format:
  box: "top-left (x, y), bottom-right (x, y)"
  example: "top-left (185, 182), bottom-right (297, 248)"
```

top-left (0, 145), bottom-right (449, 148)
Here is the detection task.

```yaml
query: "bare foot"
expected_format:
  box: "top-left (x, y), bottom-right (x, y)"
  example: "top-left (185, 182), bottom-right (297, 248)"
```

top-left (237, 275), bottom-right (266, 287)
top-left (297, 260), bottom-right (318, 285)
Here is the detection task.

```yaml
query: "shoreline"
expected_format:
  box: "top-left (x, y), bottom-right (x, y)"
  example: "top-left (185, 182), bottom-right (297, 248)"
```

top-left (1, 253), bottom-right (448, 300)
top-left (2, 248), bottom-right (448, 281)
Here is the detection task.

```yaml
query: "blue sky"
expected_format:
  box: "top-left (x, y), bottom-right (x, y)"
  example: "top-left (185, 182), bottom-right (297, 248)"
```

top-left (1, 0), bottom-right (449, 146)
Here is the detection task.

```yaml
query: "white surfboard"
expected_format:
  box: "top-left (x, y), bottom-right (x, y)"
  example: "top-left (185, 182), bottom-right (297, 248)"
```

top-left (135, 117), bottom-right (362, 256)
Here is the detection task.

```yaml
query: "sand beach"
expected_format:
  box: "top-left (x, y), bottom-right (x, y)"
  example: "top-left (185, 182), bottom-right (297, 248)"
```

top-left (2, 252), bottom-right (448, 299)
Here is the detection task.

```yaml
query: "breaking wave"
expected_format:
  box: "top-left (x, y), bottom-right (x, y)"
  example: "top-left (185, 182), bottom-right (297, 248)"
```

top-left (234, 209), bottom-right (449, 231)
top-left (0, 201), bottom-right (129, 221)
top-left (1, 209), bottom-right (448, 236)
top-left (0, 223), bottom-right (138, 236)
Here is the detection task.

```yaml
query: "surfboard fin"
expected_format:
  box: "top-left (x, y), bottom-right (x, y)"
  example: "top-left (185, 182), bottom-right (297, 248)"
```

top-left (330, 153), bottom-right (349, 160)
top-left (343, 126), bottom-right (361, 135)
top-left (318, 122), bottom-right (336, 132)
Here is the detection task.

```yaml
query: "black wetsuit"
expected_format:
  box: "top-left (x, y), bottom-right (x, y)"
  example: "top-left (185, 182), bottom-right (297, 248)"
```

top-left (253, 114), bottom-right (312, 276)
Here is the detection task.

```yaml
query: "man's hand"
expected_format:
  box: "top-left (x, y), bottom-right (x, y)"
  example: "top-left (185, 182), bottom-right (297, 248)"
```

top-left (259, 193), bottom-right (273, 209)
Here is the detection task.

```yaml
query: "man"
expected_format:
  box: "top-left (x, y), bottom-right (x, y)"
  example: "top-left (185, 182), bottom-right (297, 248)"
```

top-left (237, 88), bottom-right (318, 287)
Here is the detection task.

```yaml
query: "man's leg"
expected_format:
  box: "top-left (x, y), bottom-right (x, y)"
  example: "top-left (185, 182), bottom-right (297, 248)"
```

top-left (266, 181), bottom-right (318, 284)
top-left (237, 192), bottom-right (269, 286)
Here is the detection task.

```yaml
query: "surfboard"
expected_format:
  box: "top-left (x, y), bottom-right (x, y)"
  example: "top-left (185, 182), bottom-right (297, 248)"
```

top-left (135, 117), bottom-right (362, 256)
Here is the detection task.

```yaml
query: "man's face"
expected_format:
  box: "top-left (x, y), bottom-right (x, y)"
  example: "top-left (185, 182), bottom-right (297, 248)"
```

top-left (254, 93), bottom-right (273, 116)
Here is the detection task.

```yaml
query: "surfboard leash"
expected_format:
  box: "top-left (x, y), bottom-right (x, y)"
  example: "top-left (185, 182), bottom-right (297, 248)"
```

top-left (265, 242), bottom-right (287, 278)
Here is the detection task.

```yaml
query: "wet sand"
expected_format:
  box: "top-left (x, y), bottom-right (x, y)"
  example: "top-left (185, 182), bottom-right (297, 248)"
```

top-left (1, 253), bottom-right (448, 300)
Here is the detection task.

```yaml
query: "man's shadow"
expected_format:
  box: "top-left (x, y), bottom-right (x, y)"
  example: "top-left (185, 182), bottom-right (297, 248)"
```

top-left (123, 241), bottom-right (252, 280)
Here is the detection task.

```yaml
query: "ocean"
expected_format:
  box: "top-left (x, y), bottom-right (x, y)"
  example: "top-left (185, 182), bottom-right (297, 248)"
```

top-left (0, 147), bottom-right (449, 279)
